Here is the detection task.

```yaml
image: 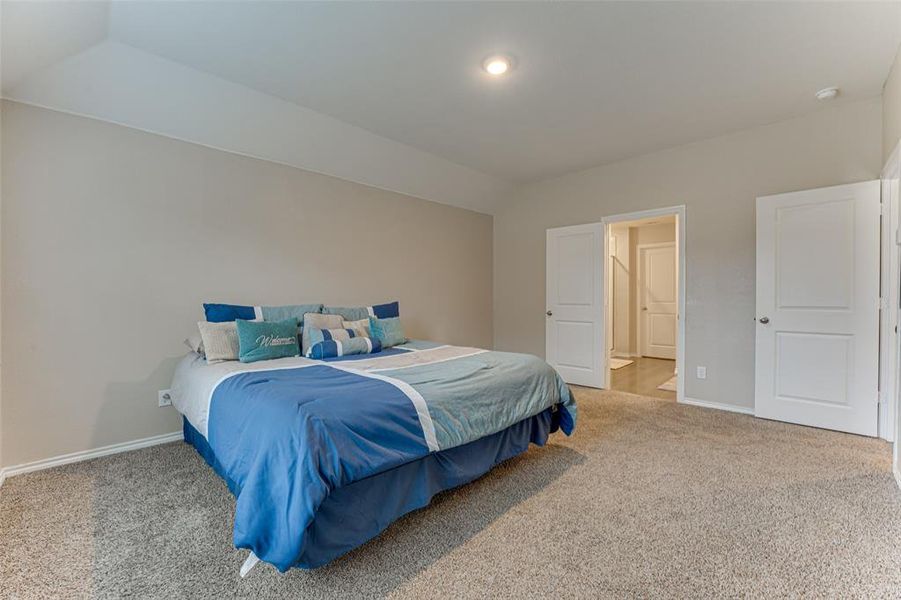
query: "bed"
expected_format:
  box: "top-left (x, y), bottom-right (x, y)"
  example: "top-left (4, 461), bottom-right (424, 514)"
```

top-left (169, 340), bottom-right (577, 573)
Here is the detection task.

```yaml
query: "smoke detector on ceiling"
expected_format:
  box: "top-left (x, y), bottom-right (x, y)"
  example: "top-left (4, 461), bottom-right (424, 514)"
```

top-left (815, 87), bottom-right (839, 101)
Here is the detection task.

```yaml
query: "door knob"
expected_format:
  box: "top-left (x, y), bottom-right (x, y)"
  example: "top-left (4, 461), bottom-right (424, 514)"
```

top-left (546, 310), bottom-right (553, 316)
top-left (759, 316), bottom-right (770, 324)
top-left (642, 306), bottom-right (648, 311)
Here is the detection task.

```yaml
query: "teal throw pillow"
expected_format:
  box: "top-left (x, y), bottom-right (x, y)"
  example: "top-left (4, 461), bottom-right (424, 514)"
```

top-left (236, 318), bottom-right (300, 363)
top-left (368, 316), bottom-right (406, 348)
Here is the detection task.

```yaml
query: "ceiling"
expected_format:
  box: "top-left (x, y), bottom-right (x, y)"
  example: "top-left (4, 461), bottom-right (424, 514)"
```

top-left (3, 1), bottom-right (901, 189)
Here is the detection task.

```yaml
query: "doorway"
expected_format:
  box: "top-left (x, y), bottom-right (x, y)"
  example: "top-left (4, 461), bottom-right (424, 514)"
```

top-left (605, 212), bottom-right (681, 399)
top-left (544, 206), bottom-right (685, 398)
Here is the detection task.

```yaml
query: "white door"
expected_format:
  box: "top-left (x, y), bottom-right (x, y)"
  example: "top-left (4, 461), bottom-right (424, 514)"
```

top-left (546, 223), bottom-right (606, 388)
top-left (638, 243), bottom-right (677, 359)
top-left (755, 181), bottom-right (880, 436)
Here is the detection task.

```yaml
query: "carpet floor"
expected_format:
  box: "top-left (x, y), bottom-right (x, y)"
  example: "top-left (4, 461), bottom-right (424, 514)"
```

top-left (2, 389), bottom-right (900, 599)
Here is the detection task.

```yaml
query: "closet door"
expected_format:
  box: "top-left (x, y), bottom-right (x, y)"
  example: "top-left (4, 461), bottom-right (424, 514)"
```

top-left (755, 181), bottom-right (880, 436)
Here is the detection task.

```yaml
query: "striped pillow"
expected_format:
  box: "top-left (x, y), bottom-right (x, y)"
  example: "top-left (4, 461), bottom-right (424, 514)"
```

top-left (305, 328), bottom-right (382, 359)
top-left (301, 313), bottom-right (345, 355)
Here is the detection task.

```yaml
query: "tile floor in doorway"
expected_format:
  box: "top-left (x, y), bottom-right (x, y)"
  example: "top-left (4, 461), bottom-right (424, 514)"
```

top-left (610, 356), bottom-right (676, 399)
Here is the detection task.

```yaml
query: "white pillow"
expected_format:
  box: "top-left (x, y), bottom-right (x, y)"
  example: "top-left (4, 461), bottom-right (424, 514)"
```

top-left (197, 321), bottom-right (240, 363)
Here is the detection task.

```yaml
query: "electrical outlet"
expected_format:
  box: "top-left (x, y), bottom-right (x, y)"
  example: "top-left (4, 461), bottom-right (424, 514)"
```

top-left (158, 389), bottom-right (172, 407)
top-left (696, 366), bottom-right (707, 380)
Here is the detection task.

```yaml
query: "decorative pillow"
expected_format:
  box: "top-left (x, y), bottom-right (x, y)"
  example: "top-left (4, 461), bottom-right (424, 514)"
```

top-left (368, 316), bottom-right (406, 348)
top-left (258, 304), bottom-right (323, 328)
top-left (305, 326), bottom-right (365, 355)
top-left (301, 313), bottom-right (344, 355)
top-left (323, 301), bottom-right (400, 321)
top-left (307, 333), bottom-right (382, 359)
top-left (197, 321), bottom-right (240, 363)
top-left (203, 303), bottom-right (258, 323)
top-left (203, 303), bottom-right (324, 325)
top-left (342, 318), bottom-right (371, 337)
top-left (236, 318), bottom-right (300, 363)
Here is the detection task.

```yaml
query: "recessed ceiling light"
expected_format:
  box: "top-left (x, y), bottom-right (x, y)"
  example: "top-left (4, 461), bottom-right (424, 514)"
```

top-left (815, 87), bottom-right (839, 101)
top-left (482, 55), bottom-right (512, 76)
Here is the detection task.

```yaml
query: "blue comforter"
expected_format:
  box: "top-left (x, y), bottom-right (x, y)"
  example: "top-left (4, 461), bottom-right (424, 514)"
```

top-left (206, 348), bottom-right (576, 572)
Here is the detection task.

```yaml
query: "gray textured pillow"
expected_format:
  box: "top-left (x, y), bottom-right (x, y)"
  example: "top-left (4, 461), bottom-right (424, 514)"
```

top-left (197, 321), bottom-right (240, 363)
top-left (301, 313), bottom-right (344, 355)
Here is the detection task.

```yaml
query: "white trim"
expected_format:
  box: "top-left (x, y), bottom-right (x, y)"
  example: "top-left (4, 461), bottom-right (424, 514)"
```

top-left (635, 241), bottom-right (677, 359)
top-left (879, 141), bottom-right (901, 444)
top-left (680, 396), bottom-right (755, 416)
top-left (602, 205), bottom-right (687, 404)
top-left (886, 138), bottom-right (901, 481)
top-left (0, 430), bottom-right (184, 489)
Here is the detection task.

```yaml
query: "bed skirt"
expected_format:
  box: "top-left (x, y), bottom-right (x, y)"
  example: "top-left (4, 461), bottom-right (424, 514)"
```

top-left (183, 406), bottom-right (560, 569)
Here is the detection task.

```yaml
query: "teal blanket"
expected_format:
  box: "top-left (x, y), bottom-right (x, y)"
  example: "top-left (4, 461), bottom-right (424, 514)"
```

top-left (375, 348), bottom-right (576, 449)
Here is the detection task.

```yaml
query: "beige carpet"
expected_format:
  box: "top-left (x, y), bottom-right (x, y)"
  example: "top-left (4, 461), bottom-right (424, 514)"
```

top-left (2, 389), bottom-right (900, 598)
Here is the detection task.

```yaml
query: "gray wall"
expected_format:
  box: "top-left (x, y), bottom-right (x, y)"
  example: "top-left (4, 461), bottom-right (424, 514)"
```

top-left (1, 100), bottom-right (494, 467)
top-left (494, 97), bottom-right (883, 411)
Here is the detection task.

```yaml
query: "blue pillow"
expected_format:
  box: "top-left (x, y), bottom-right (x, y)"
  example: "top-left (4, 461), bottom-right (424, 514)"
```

top-left (323, 301), bottom-right (399, 321)
top-left (368, 316), bottom-right (406, 348)
top-left (204, 303), bottom-right (257, 323)
top-left (307, 335), bottom-right (382, 359)
top-left (203, 303), bottom-right (325, 325)
top-left (236, 318), bottom-right (300, 363)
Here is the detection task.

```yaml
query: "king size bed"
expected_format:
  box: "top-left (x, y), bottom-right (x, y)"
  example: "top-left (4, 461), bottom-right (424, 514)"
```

top-left (169, 339), bottom-right (576, 574)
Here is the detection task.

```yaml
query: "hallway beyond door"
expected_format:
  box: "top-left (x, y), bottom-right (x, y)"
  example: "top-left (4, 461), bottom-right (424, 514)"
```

top-left (610, 357), bottom-right (676, 400)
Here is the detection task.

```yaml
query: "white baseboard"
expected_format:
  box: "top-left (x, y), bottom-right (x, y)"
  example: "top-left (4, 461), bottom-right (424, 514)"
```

top-left (680, 396), bottom-right (755, 416)
top-left (0, 430), bottom-right (183, 489)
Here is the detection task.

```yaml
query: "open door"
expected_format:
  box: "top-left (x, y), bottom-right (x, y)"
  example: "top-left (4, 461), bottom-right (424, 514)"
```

top-left (546, 223), bottom-right (606, 388)
top-left (755, 181), bottom-right (880, 436)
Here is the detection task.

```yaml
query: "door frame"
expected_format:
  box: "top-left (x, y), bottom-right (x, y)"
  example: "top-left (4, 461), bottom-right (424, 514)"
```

top-left (636, 241), bottom-right (678, 359)
top-left (882, 139), bottom-right (901, 482)
top-left (602, 205), bottom-right (686, 402)
top-left (880, 143), bottom-right (900, 445)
